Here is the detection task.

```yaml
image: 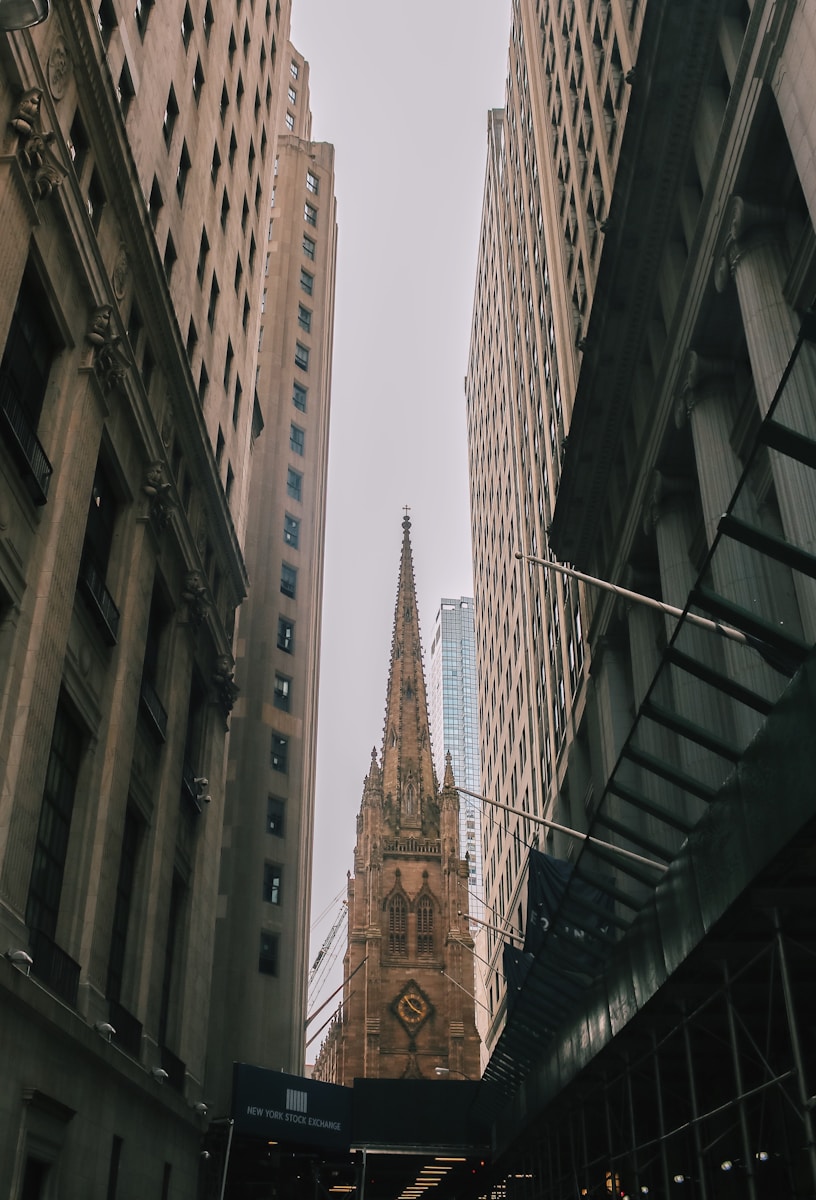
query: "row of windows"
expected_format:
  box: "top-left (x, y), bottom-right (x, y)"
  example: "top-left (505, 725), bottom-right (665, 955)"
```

top-left (386, 894), bottom-right (435, 958)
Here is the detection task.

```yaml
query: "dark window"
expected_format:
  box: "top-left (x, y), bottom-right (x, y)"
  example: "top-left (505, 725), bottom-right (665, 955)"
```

top-left (304, 202), bottom-right (317, 226)
top-left (192, 57), bottom-right (205, 104)
top-left (26, 698), bottom-right (83, 939)
top-left (263, 863), bottom-right (282, 904)
top-left (289, 423), bottom-right (304, 455)
top-left (0, 265), bottom-right (59, 435)
top-left (277, 616), bottom-right (294, 653)
top-left (181, 2), bottom-right (193, 46)
top-left (97, 0), bottom-right (117, 43)
top-left (117, 62), bottom-right (135, 116)
top-left (176, 142), bottom-right (191, 201)
top-left (163, 232), bottom-right (177, 280)
top-left (211, 142), bottom-right (221, 182)
top-left (207, 275), bottom-right (219, 328)
top-left (88, 169), bottom-right (106, 232)
top-left (232, 377), bottom-right (242, 428)
top-left (158, 873), bottom-right (185, 1047)
top-left (297, 305), bottom-right (311, 333)
top-left (259, 932), bottom-right (278, 975)
top-left (283, 514), bottom-right (299, 548)
top-left (196, 228), bottom-right (209, 284)
top-left (134, 0), bottom-right (154, 38)
top-left (163, 87), bottom-right (178, 146)
top-left (388, 895), bottom-right (407, 957)
top-left (306, 170), bottom-right (319, 195)
top-left (106, 1135), bottom-right (123, 1200)
top-left (302, 234), bottom-right (315, 260)
top-left (280, 563), bottom-right (297, 598)
top-left (417, 895), bottom-right (434, 956)
top-left (294, 343), bottom-right (309, 371)
top-left (286, 467), bottom-right (302, 501)
top-left (300, 268), bottom-right (313, 295)
top-left (273, 672), bottom-right (291, 709)
top-left (148, 177), bottom-right (163, 228)
top-left (267, 795), bottom-right (285, 837)
top-left (292, 382), bottom-right (307, 411)
top-left (271, 733), bottom-right (288, 772)
top-left (67, 110), bottom-right (89, 176)
top-left (203, 1), bottom-right (213, 40)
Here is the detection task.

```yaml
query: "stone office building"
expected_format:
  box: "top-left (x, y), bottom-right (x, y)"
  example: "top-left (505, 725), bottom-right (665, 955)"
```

top-left (0, 0), bottom-right (309, 1193)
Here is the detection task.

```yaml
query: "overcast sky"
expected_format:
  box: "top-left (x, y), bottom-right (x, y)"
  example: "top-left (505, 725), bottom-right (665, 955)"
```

top-left (289, 0), bottom-right (511, 1016)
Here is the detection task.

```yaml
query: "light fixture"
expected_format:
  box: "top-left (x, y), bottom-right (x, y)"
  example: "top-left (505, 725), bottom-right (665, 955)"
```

top-left (720, 1161), bottom-right (733, 1172)
top-left (673, 1176), bottom-right (685, 1184)
top-left (0, 0), bottom-right (50, 30)
top-left (5, 948), bottom-right (33, 974)
top-left (152, 1067), bottom-right (169, 1083)
top-left (755, 1151), bottom-right (769, 1162)
top-left (192, 1101), bottom-right (208, 1115)
top-left (94, 1021), bottom-right (116, 1041)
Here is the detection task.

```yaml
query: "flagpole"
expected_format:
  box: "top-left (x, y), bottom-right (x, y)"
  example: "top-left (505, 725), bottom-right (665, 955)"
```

top-left (456, 785), bottom-right (668, 873)
top-left (515, 551), bottom-right (753, 648)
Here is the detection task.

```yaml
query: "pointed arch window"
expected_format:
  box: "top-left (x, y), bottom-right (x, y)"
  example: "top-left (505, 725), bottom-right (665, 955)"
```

top-left (388, 895), bottom-right (407, 957)
top-left (417, 896), bottom-right (434, 956)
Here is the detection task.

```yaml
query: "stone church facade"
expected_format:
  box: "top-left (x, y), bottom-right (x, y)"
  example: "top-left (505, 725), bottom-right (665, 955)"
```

top-left (313, 516), bottom-right (480, 1084)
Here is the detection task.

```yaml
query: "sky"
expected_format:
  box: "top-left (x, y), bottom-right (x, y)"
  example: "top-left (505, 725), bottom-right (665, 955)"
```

top-left (288, 0), bottom-right (511, 1014)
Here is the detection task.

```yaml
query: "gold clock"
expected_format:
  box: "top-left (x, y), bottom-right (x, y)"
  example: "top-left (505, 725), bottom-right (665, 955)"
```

top-left (393, 982), bottom-right (433, 1034)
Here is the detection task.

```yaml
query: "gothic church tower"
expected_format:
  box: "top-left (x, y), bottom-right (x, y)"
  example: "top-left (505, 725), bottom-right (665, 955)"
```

top-left (314, 515), bottom-right (480, 1083)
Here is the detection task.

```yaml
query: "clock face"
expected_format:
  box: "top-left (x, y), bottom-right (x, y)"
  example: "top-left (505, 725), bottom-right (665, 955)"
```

top-left (393, 981), bottom-right (433, 1034)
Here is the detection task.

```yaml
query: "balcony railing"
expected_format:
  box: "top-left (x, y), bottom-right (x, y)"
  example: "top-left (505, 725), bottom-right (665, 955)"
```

top-left (28, 927), bottom-right (80, 1007)
top-left (78, 556), bottom-right (120, 645)
top-left (139, 675), bottom-right (168, 742)
top-left (108, 998), bottom-right (143, 1060)
top-left (0, 375), bottom-right (53, 505)
top-left (160, 1044), bottom-right (186, 1092)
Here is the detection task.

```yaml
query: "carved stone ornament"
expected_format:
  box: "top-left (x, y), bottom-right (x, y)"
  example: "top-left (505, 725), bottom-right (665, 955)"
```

top-left (47, 37), bottom-right (72, 100)
top-left (9, 88), bottom-right (67, 202)
top-left (212, 654), bottom-right (239, 714)
top-left (182, 570), bottom-right (210, 628)
top-left (86, 306), bottom-right (129, 394)
top-left (142, 460), bottom-right (176, 530)
top-left (112, 245), bottom-right (130, 300)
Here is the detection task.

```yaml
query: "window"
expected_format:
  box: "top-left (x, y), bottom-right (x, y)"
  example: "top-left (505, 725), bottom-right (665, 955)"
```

top-left (267, 795), bottom-right (285, 837)
top-left (285, 111), bottom-right (294, 132)
top-left (181, 3), bottom-right (193, 46)
top-left (223, 339), bottom-right (234, 389)
top-left (302, 235), bottom-right (315, 260)
top-left (220, 83), bottom-right (229, 123)
top-left (289, 423), bottom-right (304, 455)
top-left (259, 932), bottom-right (278, 975)
top-left (163, 87), bottom-right (178, 145)
top-left (274, 671), bottom-right (292, 709)
top-left (117, 62), bottom-right (135, 116)
top-left (263, 863), bottom-right (282, 904)
top-left (215, 427), bottom-right (225, 467)
top-left (294, 342), bottom-right (309, 371)
top-left (97, 0), bottom-right (117, 43)
top-left (417, 895), bottom-right (434, 956)
top-left (163, 232), bottom-right (177, 280)
top-left (288, 85), bottom-right (296, 104)
top-left (286, 467), bottom-right (302, 500)
top-left (211, 142), bottom-right (221, 182)
top-left (306, 170), bottom-right (319, 195)
top-left (271, 733), bottom-right (288, 772)
top-left (300, 268), bottom-right (313, 296)
top-left (232, 377), bottom-right (242, 427)
top-left (196, 228), bottom-right (209, 284)
top-left (26, 697), bottom-right (83, 940)
top-left (292, 382), bottom-right (307, 411)
top-left (107, 807), bottom-right (141, 1003)
top-left (225, 463), bottom-right (234, 503)
top-left (176, 141), bottom-right (191, 201)
top-left (67, 110), bottom-right (89, 176)
top-left (147, 176), bottom-right (162, 228)
top-left (207, 274), bottom-right (219, 328)
top-left (277, 616), bottom-right (294, 652)
top-left (283, 514), bottom-right (300, 548)
top-left (297, 304), bottom-right (311, 332)
top-left (388, 895), bottom-right (407, 957)
top-left (203, 1), bottom-right (213, 40)
top-left (290, 59), bottom-right (299, 79)
top-left (220, 189), bottom-right (230, 229)
top-left (304, 202), bottom-right (317, 226)
top-left (280, 563), bottom-right (297, 598)
top-left (192, 57), bottom-right (205, 104)
top-left (134, 0), bottom-right (153, 37)
top-left (0, 262), bottom-right (60, 475)
top-left (88, 170), bottom-right (106, 231)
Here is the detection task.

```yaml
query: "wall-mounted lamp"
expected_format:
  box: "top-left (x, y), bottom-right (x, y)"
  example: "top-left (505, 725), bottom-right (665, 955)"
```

top-left (192, 1102), bottom-right (208, 1116)
top-left (152, 1067), bottom-right (169, 1083)
top-left (0, 0), bottom-right (50, 30)
top-left (5, 948), bottom-right (33, 975)
top-left (94, 1021), bottom-right (116, 1042)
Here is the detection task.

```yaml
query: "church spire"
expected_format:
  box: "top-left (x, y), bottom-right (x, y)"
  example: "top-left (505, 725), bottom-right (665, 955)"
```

top-left (380, 511), bottom-right (438, 836)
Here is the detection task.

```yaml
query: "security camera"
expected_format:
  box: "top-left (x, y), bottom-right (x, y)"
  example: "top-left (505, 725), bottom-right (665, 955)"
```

top-left (152, 1067), bottom-right (169, 1083)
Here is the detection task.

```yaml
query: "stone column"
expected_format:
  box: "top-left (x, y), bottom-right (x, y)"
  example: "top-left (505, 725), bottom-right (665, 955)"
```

top-left (643, 473), bottom-right (729, 796)
top-left (675, 353), bottom-right (779, 729)
top-left (715, 197), bottom-right (816, 638)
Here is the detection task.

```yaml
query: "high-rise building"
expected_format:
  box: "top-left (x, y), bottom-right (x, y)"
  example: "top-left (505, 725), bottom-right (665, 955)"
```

top-left (464, 0), bottom-right (816, 1185)
top-left (207, 46), bottom-right (337, 1101)
top-left (0, 1), bottom-right (333, 1193)
top-left (313, 517), bottom-right (480, 1085)
top-left (429, 597), bottom-right (483, 917)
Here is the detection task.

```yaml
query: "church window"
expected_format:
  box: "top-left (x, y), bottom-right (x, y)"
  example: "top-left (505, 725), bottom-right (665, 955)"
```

top-left (388, 895), bottom-right (407, 956)
top-left (417, 896), bottom-right (434, 956)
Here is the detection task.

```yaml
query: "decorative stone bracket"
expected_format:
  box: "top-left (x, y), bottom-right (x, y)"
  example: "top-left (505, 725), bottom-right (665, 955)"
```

top-left (87, 305), bottom-right (130, 394)
top-left (212, 653), bottom-right (239, 715)
top-left (141, 459), bottom-right (177, 532)
top-left (8, 88), bottom-right (66, 202)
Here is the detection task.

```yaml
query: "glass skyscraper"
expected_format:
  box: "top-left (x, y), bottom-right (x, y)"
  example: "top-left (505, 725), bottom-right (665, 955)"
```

top-left (429, 597), bottom-right (483, 917)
